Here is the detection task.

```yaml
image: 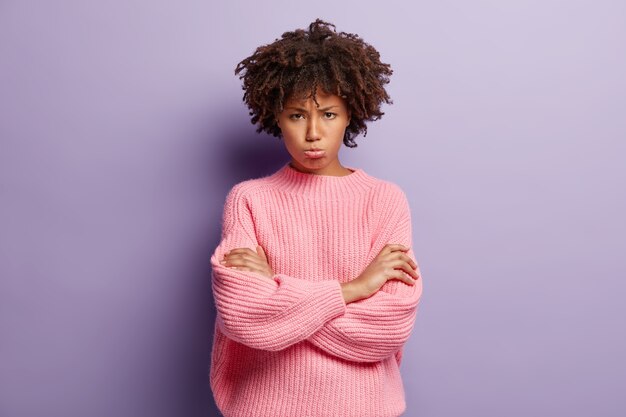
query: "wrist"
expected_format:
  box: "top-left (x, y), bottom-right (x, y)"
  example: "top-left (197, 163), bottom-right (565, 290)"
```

top-left (340, 280), bottom-right (364, 304)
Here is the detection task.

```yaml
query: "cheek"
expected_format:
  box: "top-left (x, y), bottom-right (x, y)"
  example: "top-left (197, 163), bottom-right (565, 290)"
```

top-left (279, 129), bottom-right (301, 153)
top-left (279, 120), bottom-right (298, 135)
top-left (333, 123), bottom-right (347, 142)
top-left (280, 126), bottom-right (299, 143)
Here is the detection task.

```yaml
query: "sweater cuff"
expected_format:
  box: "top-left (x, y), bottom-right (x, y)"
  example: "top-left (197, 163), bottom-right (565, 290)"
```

top-left (320, 279), bottom-right (347, 320)
top-left (274, 275), bottom-right (346, 323)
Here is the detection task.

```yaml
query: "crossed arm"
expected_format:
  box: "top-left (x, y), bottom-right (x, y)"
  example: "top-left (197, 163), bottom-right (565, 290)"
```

top-left (211, 184), bottom-right (423, 363)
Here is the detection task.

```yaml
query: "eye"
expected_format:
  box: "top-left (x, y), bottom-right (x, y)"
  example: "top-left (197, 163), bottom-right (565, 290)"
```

top-left (289, 113), bottom-right (304, 120)
top-left (324, 112), bottom-right (337, 119)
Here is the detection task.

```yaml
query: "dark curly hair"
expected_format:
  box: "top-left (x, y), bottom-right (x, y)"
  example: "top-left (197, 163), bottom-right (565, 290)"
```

top-left (234, 18), bottom-right (393, 148)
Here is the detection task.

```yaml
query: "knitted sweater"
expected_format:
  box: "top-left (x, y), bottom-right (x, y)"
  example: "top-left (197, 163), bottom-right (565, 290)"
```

top-left (209, 162), bottom-right (423, 417)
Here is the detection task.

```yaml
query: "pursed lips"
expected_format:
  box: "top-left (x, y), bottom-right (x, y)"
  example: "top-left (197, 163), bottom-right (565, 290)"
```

top-left (303, 149), bottom-right (325, 158)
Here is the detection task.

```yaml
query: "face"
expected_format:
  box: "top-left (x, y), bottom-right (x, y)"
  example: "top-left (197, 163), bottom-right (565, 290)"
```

top-left (276, 88), bottom-right (352, 176)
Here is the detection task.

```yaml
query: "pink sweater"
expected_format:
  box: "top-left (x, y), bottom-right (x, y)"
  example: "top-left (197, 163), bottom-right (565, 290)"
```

top-left (209, 163), bottom-right (423, 417)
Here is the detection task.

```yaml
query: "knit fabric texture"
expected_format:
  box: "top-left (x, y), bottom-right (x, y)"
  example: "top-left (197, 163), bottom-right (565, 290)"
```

top-left (209, 162), bottom-right (423, 417)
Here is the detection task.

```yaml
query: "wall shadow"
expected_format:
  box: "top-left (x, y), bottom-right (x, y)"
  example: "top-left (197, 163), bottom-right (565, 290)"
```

top-left (187, 110), bottom-right (290, 417)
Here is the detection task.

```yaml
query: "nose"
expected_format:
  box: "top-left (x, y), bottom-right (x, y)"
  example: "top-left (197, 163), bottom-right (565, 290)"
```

top-left (306, 116), bottom-right (321, 141)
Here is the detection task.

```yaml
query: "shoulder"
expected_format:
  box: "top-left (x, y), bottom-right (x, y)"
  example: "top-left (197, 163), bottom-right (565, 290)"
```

top-left (220, 177), bottom-right (274, 232)
top-left (223, 175), bottom-right (275, 208)
top-left (361, 173), bottom-right (412, 226)
top-left (366, 173), bottom-right (409, 206)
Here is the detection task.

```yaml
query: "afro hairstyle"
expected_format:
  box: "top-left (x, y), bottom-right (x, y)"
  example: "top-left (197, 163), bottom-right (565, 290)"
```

top-left (234, 18), bottom-right (393, 148)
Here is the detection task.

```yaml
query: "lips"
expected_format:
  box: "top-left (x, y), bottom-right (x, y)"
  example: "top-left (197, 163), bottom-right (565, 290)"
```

top-left (304, 149), bottom-right (325, 159)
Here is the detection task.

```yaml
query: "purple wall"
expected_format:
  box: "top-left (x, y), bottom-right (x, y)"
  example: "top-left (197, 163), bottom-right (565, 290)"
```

top-left (1, 1), bottom-right (625, 416)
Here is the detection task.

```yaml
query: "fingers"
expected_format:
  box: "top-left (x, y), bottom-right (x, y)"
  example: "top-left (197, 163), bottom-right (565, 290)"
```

top-left (256, 245), bottom-right (268, 261)
top-left (220, 248), bottom-right (272, 276)
top-left (221, 253), bottom-right (266, 269)
top-left (220, 257), bottom-right (268, 275)
top-left (379, 244), bottom-right (410, 257)
top-left (380, 249), bottom-right (417, 271)
top-left (223, 248), bottom-right (256, 257)
top-left (222, 248), bottom-right (259, 263)
top-left (381, 243), bottom-right (409, 253)
top-left (392, 252), bottom-right (418, 270)
top-left (221, 248), bottom-right (258, 265)
top-left (387, 259), bottom-right (419, 279)
top-left (388, 269), bottom-right (417, 286)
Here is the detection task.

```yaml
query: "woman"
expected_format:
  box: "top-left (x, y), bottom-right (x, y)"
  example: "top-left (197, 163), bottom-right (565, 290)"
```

top-left (210, 18), bottom-right (423, 417)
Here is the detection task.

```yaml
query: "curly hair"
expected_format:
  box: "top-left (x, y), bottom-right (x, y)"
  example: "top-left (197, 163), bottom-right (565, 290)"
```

top-left (234, 18), bottom-right (393, 148)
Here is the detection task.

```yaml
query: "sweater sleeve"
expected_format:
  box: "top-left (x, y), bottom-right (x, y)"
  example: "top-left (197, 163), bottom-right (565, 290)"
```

top-left (210, 183), bottom-right (347, 351)
top-left (306, 187), bottom-right (423, 363)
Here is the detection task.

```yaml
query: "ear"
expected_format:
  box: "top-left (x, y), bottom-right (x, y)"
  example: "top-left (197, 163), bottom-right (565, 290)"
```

top-left (346, 111), bottom-right (351, 127)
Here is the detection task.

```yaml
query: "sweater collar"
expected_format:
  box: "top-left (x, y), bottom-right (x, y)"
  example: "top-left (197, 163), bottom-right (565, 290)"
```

top-left (268, 162), bottom-right (377, 199)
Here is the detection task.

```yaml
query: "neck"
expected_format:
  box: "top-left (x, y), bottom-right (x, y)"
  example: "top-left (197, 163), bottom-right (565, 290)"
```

top-left (288, 160), bottom-right (353, 177)
top-left (268, 162), bottom-right (375, 199)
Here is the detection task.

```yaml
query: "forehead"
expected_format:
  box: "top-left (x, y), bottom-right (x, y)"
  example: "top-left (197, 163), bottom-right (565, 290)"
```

top-left (286, 89), bottom-right (345, 106)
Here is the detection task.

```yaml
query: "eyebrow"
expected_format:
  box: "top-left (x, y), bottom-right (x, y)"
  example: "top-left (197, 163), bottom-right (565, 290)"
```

top-left (285, 105), bottom-right (340, 113)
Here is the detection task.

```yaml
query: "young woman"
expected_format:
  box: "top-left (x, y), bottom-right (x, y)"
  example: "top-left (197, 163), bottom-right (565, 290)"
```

top-left (209, 19), bottom-right (423, 417)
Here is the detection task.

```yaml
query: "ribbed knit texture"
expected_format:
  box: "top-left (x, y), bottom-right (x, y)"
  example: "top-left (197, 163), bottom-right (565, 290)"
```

top-left (209, 162), bottom-right (423, 417)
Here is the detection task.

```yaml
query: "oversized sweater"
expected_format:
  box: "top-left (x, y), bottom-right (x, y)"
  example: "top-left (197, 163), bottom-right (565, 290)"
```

top-left (209, 162), bottom-right (423, 417)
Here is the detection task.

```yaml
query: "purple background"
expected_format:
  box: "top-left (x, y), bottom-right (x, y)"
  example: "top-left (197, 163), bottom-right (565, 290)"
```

top-left (1, 1), bottom-right (625, 416)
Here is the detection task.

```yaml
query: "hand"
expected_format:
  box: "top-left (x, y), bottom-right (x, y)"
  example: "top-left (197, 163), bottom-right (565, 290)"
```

top-left (346, 244), bottom-right (419, 302)
top-left (219, 245), bottom-right (275, 279)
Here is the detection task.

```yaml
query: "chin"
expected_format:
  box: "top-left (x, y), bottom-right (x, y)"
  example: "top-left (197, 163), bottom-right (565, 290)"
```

top-left (293, 158), bottom-right (326, 172)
